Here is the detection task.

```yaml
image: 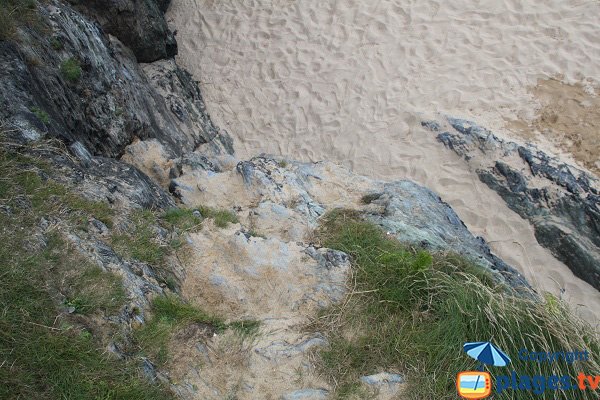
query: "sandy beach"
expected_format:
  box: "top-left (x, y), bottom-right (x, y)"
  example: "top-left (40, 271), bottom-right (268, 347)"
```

top-left (167, 0), bottom-right (600, 323)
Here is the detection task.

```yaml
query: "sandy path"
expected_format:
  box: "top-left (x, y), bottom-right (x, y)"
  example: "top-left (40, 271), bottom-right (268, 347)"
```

top-left (167, 0), bottom-right (600, 324)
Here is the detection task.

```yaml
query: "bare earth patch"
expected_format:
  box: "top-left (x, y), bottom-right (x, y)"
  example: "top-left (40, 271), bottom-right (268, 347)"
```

top-left (509, 78), bottom-right (600, 175)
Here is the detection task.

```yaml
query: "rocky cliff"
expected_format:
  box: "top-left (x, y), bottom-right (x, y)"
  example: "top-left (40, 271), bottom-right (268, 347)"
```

top-left (0, 0), bottom-right (231, 159)
top-left (1, 1), bottom-right (597, 400)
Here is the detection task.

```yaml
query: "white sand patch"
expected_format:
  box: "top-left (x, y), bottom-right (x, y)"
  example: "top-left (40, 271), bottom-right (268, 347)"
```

top-left (167, 0), bottom-right (600, 323)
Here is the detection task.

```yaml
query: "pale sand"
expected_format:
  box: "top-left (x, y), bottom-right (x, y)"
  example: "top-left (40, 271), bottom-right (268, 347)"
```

top-left (167, 0), bottom-right (600, 324)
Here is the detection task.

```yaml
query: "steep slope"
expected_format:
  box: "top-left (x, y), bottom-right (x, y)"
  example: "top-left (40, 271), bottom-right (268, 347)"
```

top-left (0, 1), bottom-right (598, 399)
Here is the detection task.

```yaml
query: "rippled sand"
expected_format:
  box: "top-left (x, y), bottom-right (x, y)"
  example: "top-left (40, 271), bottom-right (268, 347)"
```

top-left (167, 0), bottom-right (600, 323)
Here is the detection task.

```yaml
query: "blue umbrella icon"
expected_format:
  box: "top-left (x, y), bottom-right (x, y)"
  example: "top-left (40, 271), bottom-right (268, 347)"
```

top-left (462, 342), bottom-right (511, 396)
top-left (463, 341), bottom-right (511, 370)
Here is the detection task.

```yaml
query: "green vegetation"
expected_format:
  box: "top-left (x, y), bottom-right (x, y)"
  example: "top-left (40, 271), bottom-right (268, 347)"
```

top-left (0, 150), bottom-right (113, 226)
top-left (314, 209), bottom-right (600, 399)
top-left (246, 229), bottom-right (266, 239)
top-left (162, 207), bottom-right (202, 232)
top-left (60, 57), bottom-right (82, 82)
top-left (135, 297), bottom-right (261, 366)
top-left (0, 0), bottom-right (37, 40)
top-left (30, 106), bottom-right (49, 124)
top-left (0, 144), bottom-right (170, 399)
top-left (109, 205), bottom-right (239, 293)
top-left (111, 209), bottom-right (166, 265)
top-left (229, 319), bottom-right (261, 338)
top-left (135, 296), bottom-right (226, 365)
top-left (162, 206), bottom-right (238, 231)
top-left (49, 36), bottom-right (63, 50)
top-left (197, 205), bottom-right (239, 228)
top-left (63, 262), bottom-right (125, 314)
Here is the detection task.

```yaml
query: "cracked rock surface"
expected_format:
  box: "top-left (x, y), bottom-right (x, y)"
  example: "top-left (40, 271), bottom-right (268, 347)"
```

top-left (422, 117), bottom-right (600, 291)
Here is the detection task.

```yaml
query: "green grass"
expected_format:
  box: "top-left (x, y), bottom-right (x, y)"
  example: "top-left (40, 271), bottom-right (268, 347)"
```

top-left (136, 296), bottom-right (261, 366)
top-left (197, 205), bottom-right (239, 228)
top-left (314, 209), bottom-right (600, 399)
top-left (30, 106), bottom-right (49, 124)
top-left (0, 0), bottom-right (37, 40)
top-left (63, 261), bottom-right (125, 314)
top-left (229, 319), bottom-right (261, 338)
top-left (49, 36), bottom-right (62, 50)
top-left (0, 144), bottom-right (171, 399)
top-left (162, 207), bottom-right (202, 232)
top-left (124, 206), bottom-right (239, 288)
top-left (246, 229), bottom-right (266, 239)
top-left (135, 296), bottom-right (226, 365)
top-left (0, 150), bottom-right (114, 226)
top-left (111, 209), bottom-right (165, 265)
top-left (60, 57), bottom-right (82, 82)
top-left (161, 206), bottom-right (238, 231)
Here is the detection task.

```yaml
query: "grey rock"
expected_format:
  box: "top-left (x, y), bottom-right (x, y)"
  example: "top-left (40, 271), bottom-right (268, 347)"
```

top-left (423, 117), bottom-right (600, 290)
top-left (67, 234), bottom-right (164, 322)
top-left (255, 335), bottom-right (328, 360)
top-left (67, 0), bottom-right (177, 63)
top-left (89, 218), bottom-right (109, 236)
top-left (141, 60), bottom-right (234, 156)
top-left (360, 372), bottom-right (405, 386)
top-left (69, 142), bottom-right (93, 168)
top-left (0, 1), bottom-right (231, 159)
top-left (78, 156), bottom-right (175, 210)
top-left (305, 247), bottom-right (350, 271)
top-left (281, 388), bottom-right (329, 400)
top-left (420, 120), bottom-right (441, 132)
top-left (176, 154), bottom-right (530, 291)
top-left (367, 180), bottom-right (530, 289)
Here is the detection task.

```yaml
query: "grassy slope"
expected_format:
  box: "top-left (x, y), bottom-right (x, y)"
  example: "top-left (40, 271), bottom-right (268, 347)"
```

top-left (314, 209), bottom-right (600, 399)
top-left (0, 142), bottom-right (257, 398)
top-left (0, 146), bottom-right (173, 399)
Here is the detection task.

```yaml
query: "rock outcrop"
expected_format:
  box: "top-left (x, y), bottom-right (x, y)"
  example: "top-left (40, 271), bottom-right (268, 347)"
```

top-left (0, 0), bottom-right (231, 158)
top-left (422, 117), bottom-right (600, 290)
top-left (67, 0), bottom-right (177, 62)
top-left (169, 154), bottom-right (529, 289)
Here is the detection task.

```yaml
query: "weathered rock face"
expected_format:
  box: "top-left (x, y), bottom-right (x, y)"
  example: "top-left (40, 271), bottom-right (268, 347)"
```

top-left (0, 0), bottom-right (231, 159)
top-left (8, 137), bottom-right (176, 211)
top-left (169, 221), bottom-right (347, 399)
top-left (170, 154), bottom-right (529, 290)
top-left (67, 0), bottom-right (177, 62)
top-left (141, 59), bottom-right (234, 156)
top-left (365, 181), bottom-right (530, 289)
top-left (130, 149), bottom-right (528, 398)
top-left (422, 117), bottom-right (600, 290)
